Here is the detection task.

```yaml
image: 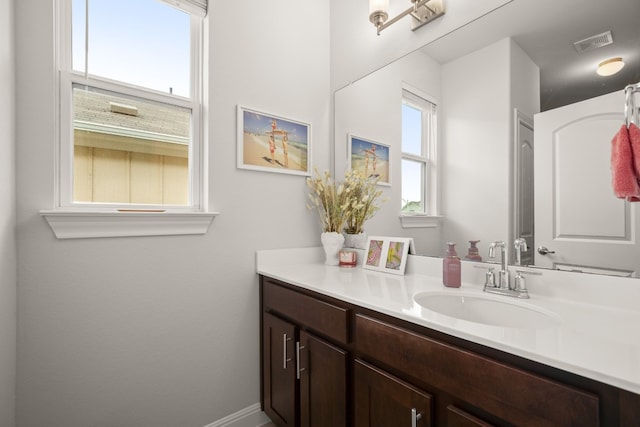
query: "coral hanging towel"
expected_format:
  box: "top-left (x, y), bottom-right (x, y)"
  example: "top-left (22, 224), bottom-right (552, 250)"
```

top-left (629, 123), bottom-right (640, 180)
top-left (611, 124), bottom-right (640, 201)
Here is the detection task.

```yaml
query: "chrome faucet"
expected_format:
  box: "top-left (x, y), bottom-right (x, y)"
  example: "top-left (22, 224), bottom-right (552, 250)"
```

top-left (488, 241), bottom-right (509, 290)
top-left (483, 241), bottom-right (531, 299)
top-left (514, 237), bottom-right (528, 266)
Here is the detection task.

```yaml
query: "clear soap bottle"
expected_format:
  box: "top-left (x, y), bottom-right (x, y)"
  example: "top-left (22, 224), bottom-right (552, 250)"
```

top-left (443, 242), bottom-right (461, 288)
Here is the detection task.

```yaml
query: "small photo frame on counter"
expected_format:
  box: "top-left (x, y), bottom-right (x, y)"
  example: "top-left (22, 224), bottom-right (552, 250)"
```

top-left (363, 236), bottom-right (413, 275)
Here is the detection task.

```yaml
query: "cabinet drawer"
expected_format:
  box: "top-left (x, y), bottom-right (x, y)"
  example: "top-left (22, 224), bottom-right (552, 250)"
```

top-left (263, 279), bottom-right (349, 344)
top-left (355, 314), bottom-right (599, 426)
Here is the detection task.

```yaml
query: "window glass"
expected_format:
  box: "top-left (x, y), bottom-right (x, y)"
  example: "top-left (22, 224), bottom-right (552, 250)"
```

top-left (73, 85), bottom-right (190, 205)
top-left (72, 0), bottom-right (191, 97)
top-left (402, 104), bottom-right (423, 156)
top-left (401, 89), bottom-right (437, 215)
top-left (72, 0), bottom-right (86, 73)
top-left (401, 159), bottom-right (424, 212)
top-left (61, 0), bottom-right (202, 210)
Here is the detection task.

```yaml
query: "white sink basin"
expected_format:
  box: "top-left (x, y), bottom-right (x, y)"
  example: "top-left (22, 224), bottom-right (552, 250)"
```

top-left (413, 292), bottom-right (561, 329)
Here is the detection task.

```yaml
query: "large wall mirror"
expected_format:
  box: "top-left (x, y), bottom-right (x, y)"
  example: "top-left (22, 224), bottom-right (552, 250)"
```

top-left (334, 0), bottom-right (640, 277)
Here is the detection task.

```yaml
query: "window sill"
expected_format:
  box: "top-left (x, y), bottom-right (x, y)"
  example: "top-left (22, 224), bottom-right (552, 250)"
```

top-left (399, 214), bottom-right (443, 229)
top-left (40, 210), bottom-right (219, 239)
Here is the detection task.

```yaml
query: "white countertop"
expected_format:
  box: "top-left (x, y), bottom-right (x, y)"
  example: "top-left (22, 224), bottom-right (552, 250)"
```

top-left (256, 247), bottom-right (640, 395)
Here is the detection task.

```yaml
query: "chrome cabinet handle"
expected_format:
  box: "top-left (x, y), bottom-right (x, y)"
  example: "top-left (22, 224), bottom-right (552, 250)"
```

top-left (537, 246), bottom-right (556, 255)
top-left (411, 408), bottom-right (422, 427)
top-left (283, 333), bottom-right (292, 369)
top-left (296, 342), bottom-right (306, 379)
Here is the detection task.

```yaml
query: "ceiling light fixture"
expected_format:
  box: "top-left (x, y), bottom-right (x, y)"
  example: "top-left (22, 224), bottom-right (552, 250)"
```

top-left (597, 57), bottom-right (625, 76)
top-left (369, 0), bottom-right (445, 36)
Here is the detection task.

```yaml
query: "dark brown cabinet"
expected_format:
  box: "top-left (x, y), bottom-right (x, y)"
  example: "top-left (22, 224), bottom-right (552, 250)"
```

top-left (354, 313), bottom-right (599, 426)
top-left (261, 279), bottom-right (348, 427)
top-left (260, 275), bottom-right (640, 427)
top-left (263, 312), bottom-right (296, 426)
top-left (446, 406), bottom-right (494, 427)
top-left (354, 359), bottom-right (432, 427)
top-left (299, 331), bottom-right (348, 427)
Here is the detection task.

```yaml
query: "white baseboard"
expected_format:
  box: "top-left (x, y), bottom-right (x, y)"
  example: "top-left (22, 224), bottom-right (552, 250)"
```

top-left (203, 403), bottom-right (271, 427)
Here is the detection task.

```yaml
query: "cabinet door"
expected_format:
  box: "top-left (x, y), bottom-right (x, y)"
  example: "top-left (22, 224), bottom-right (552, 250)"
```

top-left (354, 359), bottom-right (432, 427)
top-left (263, 312), bottom-right (297, 426)
top-left (299, 331), bottom-right (348, 427)
top-left (446, 405), bottom-right (494, 427)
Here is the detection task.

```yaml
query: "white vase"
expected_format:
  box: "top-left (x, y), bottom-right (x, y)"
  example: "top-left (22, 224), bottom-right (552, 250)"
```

top-left (321, 232), bottom-right (345, 266)
top-left (344, 231), bottom-right (367, 249)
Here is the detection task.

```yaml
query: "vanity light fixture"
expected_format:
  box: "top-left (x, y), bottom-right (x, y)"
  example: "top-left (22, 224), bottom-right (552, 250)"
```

top-left (597, 57), bottom-right (625, 76)
top-left (369, 0), bottom-right (445, 36)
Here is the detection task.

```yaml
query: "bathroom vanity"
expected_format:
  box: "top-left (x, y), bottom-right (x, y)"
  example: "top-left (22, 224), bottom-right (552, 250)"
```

top-left (258, 248), bottom-right (640, 426)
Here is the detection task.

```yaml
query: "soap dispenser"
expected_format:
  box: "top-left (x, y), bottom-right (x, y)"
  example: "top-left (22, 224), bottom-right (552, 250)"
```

top-left (443, 242), bottom-right (461, 288)
top-left (465, 240), bottom-right (483, 261)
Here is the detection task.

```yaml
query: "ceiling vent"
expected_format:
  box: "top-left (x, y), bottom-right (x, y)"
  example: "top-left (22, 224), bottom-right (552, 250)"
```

top-left (573, 30), bottom-right (614, 53)
top-left (109, 102), bottom-right (139, 116)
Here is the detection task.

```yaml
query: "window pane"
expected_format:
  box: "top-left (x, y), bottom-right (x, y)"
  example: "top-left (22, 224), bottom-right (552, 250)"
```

top-left (402, 103), bottom-right (422, 156)
top-left (73, 0), bottom-right (191, 97)
top-left (401, 159), bottom-right (424, 212)
top-left (73, 85), bottom-right (190, 205)
top-left (72, 0), bottom-right (86, 74)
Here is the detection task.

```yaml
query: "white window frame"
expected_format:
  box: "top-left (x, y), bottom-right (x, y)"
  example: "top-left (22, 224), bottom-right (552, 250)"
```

top-left (400, 85), bottom-right (442, 229)
top-left (41, 0), bottom-right (217, 239)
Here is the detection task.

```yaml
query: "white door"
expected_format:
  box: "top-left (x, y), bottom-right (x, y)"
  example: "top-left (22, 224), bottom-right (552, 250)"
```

top-left (514, 111), bottom-right (534, 266)
top-left (534, 90), bottom-right (638, 277)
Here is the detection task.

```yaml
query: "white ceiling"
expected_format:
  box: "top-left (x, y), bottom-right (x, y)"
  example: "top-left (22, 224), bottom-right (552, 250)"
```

top-left (421, 0), bottom-right (640, 111)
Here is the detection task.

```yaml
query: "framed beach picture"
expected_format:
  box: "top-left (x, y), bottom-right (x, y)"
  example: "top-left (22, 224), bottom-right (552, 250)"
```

top-left (363, 236), bottom-right (413, 275)
top-left (348, 134), bottom-right (390, 186)
top-left (237, 105), bottom-right (311, 176)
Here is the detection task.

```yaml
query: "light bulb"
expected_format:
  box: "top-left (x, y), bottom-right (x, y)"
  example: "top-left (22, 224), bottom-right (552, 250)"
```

top-left (597, 57), bottom-right (625, 76)
top-left (369, 0), bottom-right (389, 15)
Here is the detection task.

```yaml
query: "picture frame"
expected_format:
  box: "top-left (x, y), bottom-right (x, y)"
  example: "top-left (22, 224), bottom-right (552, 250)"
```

top-left (237, 105), bottom-right (311, 176)
top-left (348, 134), bottom-right (391, 186)
top-left (363, 236), bottom-right (413, 275)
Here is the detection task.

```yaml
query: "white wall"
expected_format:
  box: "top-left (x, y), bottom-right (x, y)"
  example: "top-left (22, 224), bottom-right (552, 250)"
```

top-left (329, 0), bottom-right (513, 91)
top-left (440, 38), bottom-right (538, 259)
top-left (14, 1), bottom-right (330, 426)
top-left (509, 39), bottom-right (540, 120)
top-left (334, 50), bottom-right (443, 255)
top-left (0, 0), bottom-right (17, 425)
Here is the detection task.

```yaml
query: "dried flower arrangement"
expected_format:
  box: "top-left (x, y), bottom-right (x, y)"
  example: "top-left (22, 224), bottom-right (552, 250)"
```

top-left (343, 169), bottom-right (384, 235)
top-left (306, 169), bottom-right (385, 234)
top-left (306, 169), bottom-right (353, 233)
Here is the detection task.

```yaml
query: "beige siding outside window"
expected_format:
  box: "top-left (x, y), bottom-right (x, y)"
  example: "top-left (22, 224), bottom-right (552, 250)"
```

top-left (72, 86), bottom-right (189, 205)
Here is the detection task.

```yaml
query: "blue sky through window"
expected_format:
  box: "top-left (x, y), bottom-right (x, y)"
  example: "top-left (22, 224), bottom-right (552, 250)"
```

top-left (402, 104), bottom-right (422, 156)
top-left (72, 0), bottom-right (191, 97)
top-left (402, 103), bottom-right (425, 210)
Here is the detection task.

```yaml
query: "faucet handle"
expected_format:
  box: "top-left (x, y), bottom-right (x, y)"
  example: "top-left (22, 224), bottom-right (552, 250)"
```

top-left (513, 269), bottom-right (542, 298)
top-left (514, 271), bottom-right (526, 290)
top-left (484, 267), bottom-right (496, 288)
top-left (513, 272), bottom-right (529, 298)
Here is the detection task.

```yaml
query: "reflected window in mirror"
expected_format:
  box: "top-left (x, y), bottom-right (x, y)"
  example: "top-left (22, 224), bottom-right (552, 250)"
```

top-left (401, 89), bottom-right (439, 216)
